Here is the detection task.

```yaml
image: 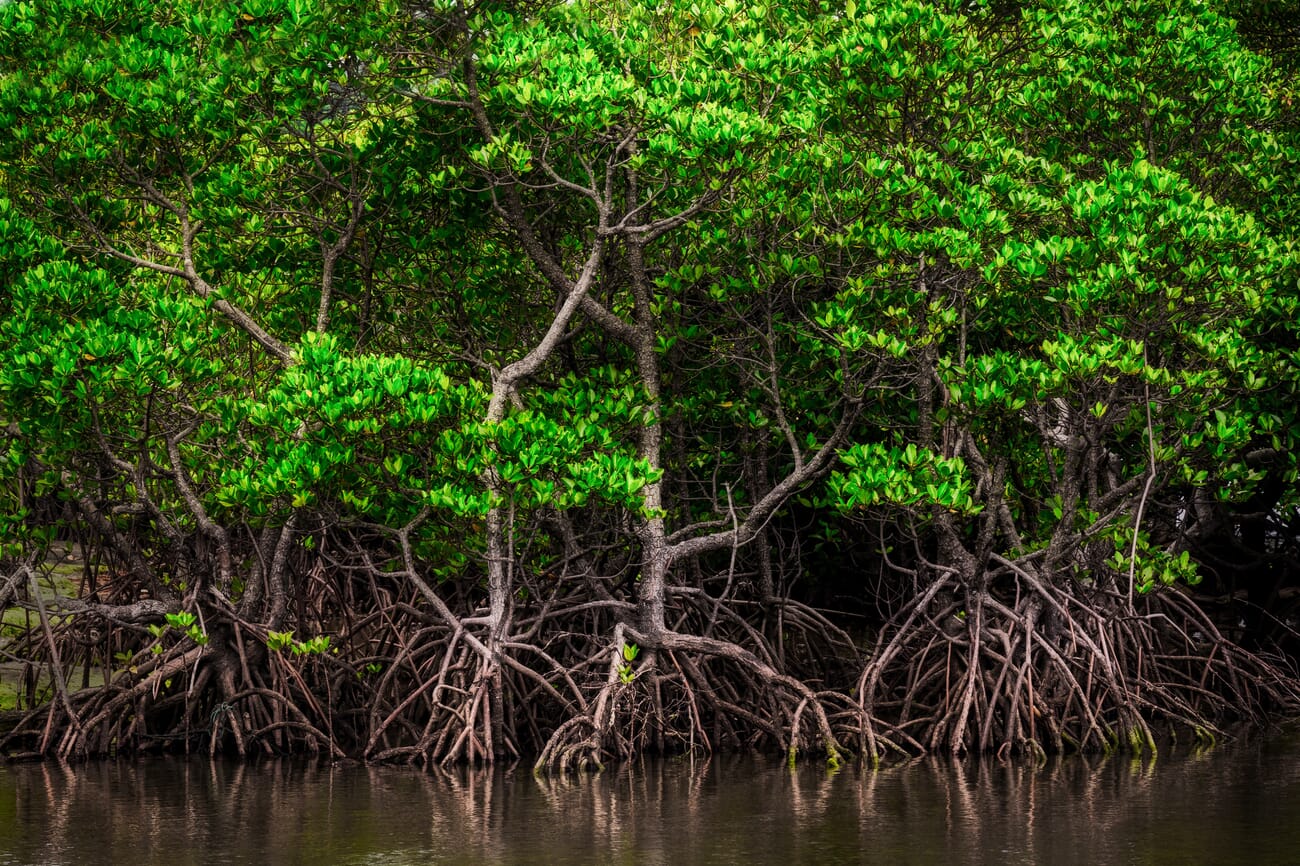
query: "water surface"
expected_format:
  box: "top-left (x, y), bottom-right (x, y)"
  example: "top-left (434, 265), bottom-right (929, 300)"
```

top-left (2, 733), bottom-right (1298, 865)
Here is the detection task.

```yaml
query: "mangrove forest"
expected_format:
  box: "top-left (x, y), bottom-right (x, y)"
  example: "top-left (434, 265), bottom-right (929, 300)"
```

top-left (1, 0), bottom-right (1300, 770)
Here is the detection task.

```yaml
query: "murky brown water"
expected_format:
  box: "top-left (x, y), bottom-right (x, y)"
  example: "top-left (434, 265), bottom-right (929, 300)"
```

top-left (2, 732), bottom-right (1299, 865)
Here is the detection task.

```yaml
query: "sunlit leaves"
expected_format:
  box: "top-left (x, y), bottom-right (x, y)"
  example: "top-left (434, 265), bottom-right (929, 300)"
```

top-left (0, 0), bottom-right (1297, 602)
top-left (831, 442), bottom-right (979, 514)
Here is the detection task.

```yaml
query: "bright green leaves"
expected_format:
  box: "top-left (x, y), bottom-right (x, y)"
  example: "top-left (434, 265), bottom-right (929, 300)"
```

top-left (220, 339), bottom-right (660, 522)
top-left (1108, 529), bottom-right (1201, 595)
top-left (0, 0), bottom-right (1296, 609)
top-left (475, 12), bottom-right (643, 131)
top-left (0, 199), bottom-right (61, 276)
top-left (162, 611), bottom-right (209, 646)
top-left (0, 0), bottom-right (402, 346)
top-left (220, 333), bottom-right (484, 519)
top-left (264, 628), bottom-right (331, 655)
top-left (827, 0), bottom-right (983, 114)
top-left (831, 443), bottom-right (978, 514)
top-left (0, 256), bottom-right (209, 451)
top-left (484, 370), bottom-right (662, 513)
top-left (1012, 0), bottom-right (1278, 180)
top-left (467, 132), bottom-right (535, 176)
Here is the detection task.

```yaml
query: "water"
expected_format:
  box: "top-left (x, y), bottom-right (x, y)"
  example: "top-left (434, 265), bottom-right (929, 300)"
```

top-left (2, 732), bottom-right (1299, 865)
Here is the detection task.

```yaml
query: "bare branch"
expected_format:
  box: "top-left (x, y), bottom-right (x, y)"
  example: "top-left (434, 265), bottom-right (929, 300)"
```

top-left (668, 402), bottom-right (861, 564)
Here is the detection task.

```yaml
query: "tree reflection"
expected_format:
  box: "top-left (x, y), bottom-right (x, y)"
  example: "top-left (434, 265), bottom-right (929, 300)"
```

top-left (0, 741), bottom-right (1297, 865)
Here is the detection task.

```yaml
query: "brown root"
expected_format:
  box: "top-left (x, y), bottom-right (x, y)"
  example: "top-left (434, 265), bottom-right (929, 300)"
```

top-left (855, 562), bottom-right (1300, 762)
top-left (6, 536), bottom-right (1299, 769)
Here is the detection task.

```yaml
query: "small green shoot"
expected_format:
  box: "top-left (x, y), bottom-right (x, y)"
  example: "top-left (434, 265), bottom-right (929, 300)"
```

top-left (290, 635), bottom-right (331, 656)
top-left (266, 630), bottom-right (294, 652)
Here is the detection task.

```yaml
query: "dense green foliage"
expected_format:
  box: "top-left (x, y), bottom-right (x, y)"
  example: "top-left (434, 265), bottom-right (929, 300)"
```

top-left (0, 0), bottom-right (1297, 764)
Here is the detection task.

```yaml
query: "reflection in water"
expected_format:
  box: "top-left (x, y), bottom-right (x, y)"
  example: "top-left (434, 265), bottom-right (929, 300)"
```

top-left (1, 735), bottom-right (1298, 865)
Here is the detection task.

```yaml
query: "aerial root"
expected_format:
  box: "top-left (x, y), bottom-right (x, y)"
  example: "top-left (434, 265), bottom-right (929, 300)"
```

top-left (9, 549), bottom-right (1299, 767)
top-left (533, 621), bottom-right (852, 773)
top-left (855, 570), bottom-right (1300, 762)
